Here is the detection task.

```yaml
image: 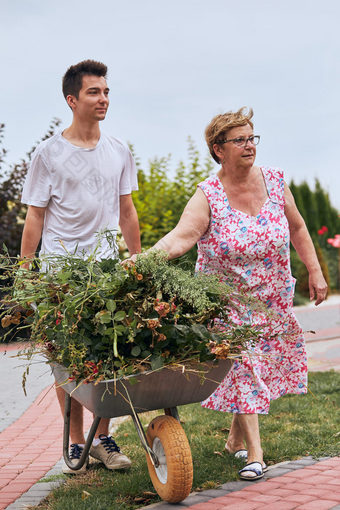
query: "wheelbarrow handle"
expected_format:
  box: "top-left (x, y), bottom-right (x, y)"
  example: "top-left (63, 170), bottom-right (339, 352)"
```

top-left (63, 392), bottom-right (101, 470)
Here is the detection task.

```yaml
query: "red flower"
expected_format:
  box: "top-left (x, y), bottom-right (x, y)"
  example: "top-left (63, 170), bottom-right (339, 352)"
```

top-left (318, 226), bottom-right (328, 235)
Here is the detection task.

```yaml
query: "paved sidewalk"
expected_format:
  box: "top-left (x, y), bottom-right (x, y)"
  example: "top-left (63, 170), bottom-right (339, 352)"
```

top-left (146, 457), bottom-right (340, 509)
top-left (0, 343), bottom-right (93, 510)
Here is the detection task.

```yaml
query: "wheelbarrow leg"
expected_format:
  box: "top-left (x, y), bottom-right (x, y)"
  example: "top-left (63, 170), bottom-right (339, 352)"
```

top-left (130, 411), bottom-right (160, 467)
top-left (63, 392), bottom-right (101, 470)
top-left (164, 407), bottom-right (180, 422)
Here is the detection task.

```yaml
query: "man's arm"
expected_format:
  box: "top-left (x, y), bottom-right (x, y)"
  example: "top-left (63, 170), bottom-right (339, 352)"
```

top-left (20, 205), bottom-right (46, 268)
top-left (119, 194), bottom-right (141, 256)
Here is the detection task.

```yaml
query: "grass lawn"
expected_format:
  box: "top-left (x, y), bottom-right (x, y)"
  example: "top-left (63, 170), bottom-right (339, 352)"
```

top-left (33, 371), bottom-right (340, 510)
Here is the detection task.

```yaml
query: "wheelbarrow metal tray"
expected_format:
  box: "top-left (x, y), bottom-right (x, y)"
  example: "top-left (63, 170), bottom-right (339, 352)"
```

top-left (52, 359), bottom-right (232, 418)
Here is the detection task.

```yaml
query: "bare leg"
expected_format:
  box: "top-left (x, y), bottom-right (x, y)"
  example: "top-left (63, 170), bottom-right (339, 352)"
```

top-left (56, 386), bottom-right (86, 444)
top-left (237, 413), bottom-right (263, 465)
top-left (95, 417), bottom-right (111, 438)
top-left (56, 386), bottom-right (111, 443)
top-left (226, 414), bottom-right (246, 453)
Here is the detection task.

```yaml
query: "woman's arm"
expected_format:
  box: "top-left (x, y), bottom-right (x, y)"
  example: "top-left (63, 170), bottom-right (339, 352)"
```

top-left (284, 182), bottom-right (328, 305)
top-left (129, 187), bottom-right (210, 263)
top-left (153, 188), bottom-right (210, 259)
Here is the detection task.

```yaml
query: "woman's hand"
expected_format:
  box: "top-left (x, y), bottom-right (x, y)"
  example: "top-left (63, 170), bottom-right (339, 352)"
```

top-left (309, 270), bottom-right (328, 306)
top-left (121, 253), bottom-right (138, 267)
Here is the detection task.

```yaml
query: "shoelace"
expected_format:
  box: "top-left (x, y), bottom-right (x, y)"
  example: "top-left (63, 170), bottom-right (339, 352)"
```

top-left (69, 443), bottom-right (83, 459)
top-left (99, 435), bottom-right (120, 453)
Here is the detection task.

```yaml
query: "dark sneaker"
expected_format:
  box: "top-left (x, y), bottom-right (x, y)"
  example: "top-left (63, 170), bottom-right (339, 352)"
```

top-left (62, 443), bottom-right (88, 474)
top-left (90, 434), bottom-right (131, 470)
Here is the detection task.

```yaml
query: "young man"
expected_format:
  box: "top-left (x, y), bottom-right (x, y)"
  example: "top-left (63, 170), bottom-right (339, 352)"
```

top-left (20, 60), bottom-right (141, 473)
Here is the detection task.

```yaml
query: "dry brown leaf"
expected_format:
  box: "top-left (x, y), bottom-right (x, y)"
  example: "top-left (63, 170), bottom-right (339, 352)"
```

top-left (1, 316), bottom-right (12, 328)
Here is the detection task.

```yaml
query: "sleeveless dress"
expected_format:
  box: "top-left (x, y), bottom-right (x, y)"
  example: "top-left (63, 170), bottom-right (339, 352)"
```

top-left (197, 168), bottom-right (307, 415)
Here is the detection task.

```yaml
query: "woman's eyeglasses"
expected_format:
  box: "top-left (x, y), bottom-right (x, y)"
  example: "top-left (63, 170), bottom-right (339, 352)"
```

top-left (218, 135), bottom-right (260, 147)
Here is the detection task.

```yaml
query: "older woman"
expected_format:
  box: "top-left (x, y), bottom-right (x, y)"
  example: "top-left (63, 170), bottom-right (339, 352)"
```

top-left (134, 108), bottom-right (327, 480)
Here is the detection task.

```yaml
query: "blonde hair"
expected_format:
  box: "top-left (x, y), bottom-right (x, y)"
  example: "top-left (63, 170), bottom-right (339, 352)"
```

top-left (205, 107), bottom-right (254, 163)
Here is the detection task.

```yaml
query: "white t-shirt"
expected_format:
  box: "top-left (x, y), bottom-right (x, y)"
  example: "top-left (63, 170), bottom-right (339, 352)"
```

top-left (21, 131), bottom-right (138, 260)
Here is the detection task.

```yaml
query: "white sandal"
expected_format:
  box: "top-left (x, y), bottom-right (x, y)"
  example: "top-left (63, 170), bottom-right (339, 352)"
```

top-left (225, 444), bottom-right (248, 460)
top-left (239, 461), bottom-right (264, 480)
top-left (234, 449), bottom-right (248, 460)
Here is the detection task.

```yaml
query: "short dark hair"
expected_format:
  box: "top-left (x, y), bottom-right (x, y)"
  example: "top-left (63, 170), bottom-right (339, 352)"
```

top-left (62, 59), bottom-right (108, 99)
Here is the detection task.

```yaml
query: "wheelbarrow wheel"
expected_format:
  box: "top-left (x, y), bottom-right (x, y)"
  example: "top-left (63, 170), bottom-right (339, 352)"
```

top-left (145, 415), bottom-right (193, 503)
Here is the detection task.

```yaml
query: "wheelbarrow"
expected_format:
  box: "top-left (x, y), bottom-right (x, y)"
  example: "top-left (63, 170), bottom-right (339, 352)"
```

top-left (52, 359), bottom-right (232, 503)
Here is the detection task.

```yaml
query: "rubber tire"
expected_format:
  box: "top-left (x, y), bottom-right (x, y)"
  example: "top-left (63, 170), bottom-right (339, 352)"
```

top-left (145, 415), bottom-right (193, 503)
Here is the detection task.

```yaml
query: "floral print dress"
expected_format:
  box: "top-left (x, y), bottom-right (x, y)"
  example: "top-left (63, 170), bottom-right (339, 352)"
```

top-left (197, 168), bottom-right (307, 414)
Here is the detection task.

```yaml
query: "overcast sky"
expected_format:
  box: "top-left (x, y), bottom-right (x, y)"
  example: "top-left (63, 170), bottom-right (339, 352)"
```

top-left (2, 0), bottom-right (340, 210)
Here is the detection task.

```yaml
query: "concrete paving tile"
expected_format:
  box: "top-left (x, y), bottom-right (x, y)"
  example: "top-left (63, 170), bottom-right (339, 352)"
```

top-left (197, 489), bottom-right (229, 498)
top-left (319, 493), bottom-right (340, 503)
top-left (187, 503), bottom-right (223, 510)
top-left (281, 468), bottom-right (319, 479)
top-left (285, 493), bottom-right (317, 504)
top-left (257, 480), bottom-right (283, 489)
top-left (295, 501), bottom-right (340, 510)
top-left (290, 457), bottom-right (317, 466)
top-left (304, 474), bottom-right (340, 485)
top-left (0, 479), bottom-right (12, 490)
top-left (269, 487), bottom-right (299, 497)
top-left (3, 482), bottom-right (33, 493)
top-left (325, 479), bottom-right (340, 486)
top-left (203, 501), bottom-right (258, 510)
top-left (143, 502), bottom-right (184, 509)
top-left (179, 494), bottom-right (212, 506)
top-left (264, 503), bottom-right (297, 510)
top-left (251, 494), bottom-right (282, 503)
top-left (220, 480), bottom-right (253, 491)
top-left (0, 497), bottom-right (16, 506)
top-left (209, 494), bottom-right (247, 503)
top-left (303, 465), bottom-right (337, 474)
top-left (317, 458), bottom-right (340, 467)
top-left (301, 488), bottom-right (340, 498)
top-left (282, 462), bottom-right (309, 470)
top-left (264, 468), bottom-right (294, 478)
top-left (236, 483), bottom-right (269, 494)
